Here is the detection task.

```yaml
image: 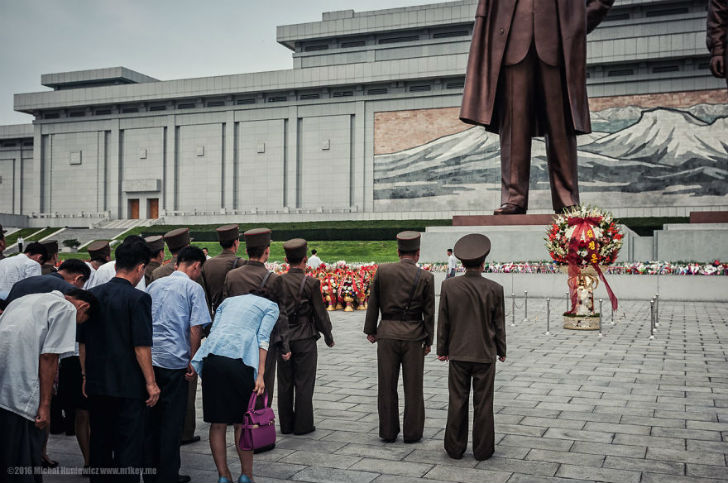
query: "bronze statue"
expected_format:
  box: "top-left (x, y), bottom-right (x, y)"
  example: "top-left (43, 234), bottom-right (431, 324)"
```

top-left (460, 0), bottom-right (614, 215)
top-left (707, 0), bottom-right (727, 88)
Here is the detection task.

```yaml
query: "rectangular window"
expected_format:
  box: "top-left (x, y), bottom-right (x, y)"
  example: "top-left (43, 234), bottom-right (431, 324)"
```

top-left (69, 111), bottom-right (85, 117)
top-left (367, 88), bottom-right (388, 95)
top-left (236, 98), bottom-right (255, 105)
top-left (177, 103), bottom-right (196, 109)
top-left (379, 35), bottom-right (418, 44)
top-left (409, 85), bottom-right (431, 92)
top-left (341, 40), bottom-right (366, 48)
top-left (206, 100), bottom-right (225, 107)
top-left (44, 113), bottom-right (60, 119)
top-left (652, 65), bottom-right (679, 73)
top-left (94, 109), bottom-right (112, 115)
top-left (299, 93), bottom-right (320, 100)
top-left (433, 30), bottom-right (469, 39)
top-left (149, 105), bottom-right (167, 111)
top-left (304, 44), bottom-right (329, 52)
top-left (607, 68), bottom-right (634, 77)
top-left (446, 81), bottom-right (465, 89)
top-left (604, 12), bottom-right (630, 21)
top-left (646, 7), bottom-right (688, 17)
top-left (121, 107), bottom-right (139, 113)
top-left (332, 91), bottom-right (354, 98)
top-left (267, 96), bottom-right (287, 103)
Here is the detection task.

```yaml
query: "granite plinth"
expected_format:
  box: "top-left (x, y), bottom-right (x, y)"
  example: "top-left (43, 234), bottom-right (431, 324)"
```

top-left (689, 211), bottom-right (728, 223)
top-left (453, 214), bottom-right (557, 226)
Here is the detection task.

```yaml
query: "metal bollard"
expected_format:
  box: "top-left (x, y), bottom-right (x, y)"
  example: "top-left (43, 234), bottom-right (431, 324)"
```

top-left (545, 298), bottom-right (551, 335)
top-left (511, 293), bottom-right (516, 327)
top-left (565, 292), bottom-right (569, 312)
top-left (523, 290), bottom-right (528, 322)
top-left (598, 298), bottom-right (603, 337)
top-left (611, 305), bottom-right (615, 325)
top-left (655, 294), bottom-right (660, 327)
top-left (649, 299), bottom-right (655, 340)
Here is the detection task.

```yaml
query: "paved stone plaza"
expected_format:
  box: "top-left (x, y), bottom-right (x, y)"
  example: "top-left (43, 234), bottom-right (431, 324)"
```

top-left (45, 299), bottom-right (728, 482)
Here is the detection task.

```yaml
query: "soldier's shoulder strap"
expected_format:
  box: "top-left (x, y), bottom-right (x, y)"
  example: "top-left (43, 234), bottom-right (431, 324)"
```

top-left (402, 267), bottom-right (422, 320)
top-left (258, 271), bottom-right (272, 290)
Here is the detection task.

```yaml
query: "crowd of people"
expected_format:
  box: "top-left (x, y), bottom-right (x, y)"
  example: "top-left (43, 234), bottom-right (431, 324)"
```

top-left (0, 223), bottom-right (507, 483)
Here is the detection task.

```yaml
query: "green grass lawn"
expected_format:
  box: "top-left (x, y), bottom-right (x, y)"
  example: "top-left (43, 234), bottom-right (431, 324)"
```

top-left (60, 240), bottom-right (400, 264)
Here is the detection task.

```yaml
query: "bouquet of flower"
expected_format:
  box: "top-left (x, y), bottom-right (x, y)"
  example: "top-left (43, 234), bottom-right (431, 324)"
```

top-left (546, 205), bottom-right (623, 267)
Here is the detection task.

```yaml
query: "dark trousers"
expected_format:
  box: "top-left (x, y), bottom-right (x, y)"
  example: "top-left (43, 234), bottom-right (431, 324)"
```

top-left (262, 344), bottom-right (278, 408)
top-left (88, 395), bottom-right (145, 483)
top-left (0, 408), bottom-right (43, 483)
top-left (497, 46), bottom-right (578, 212)
top-left (277, 338), bottom-right (317, 434)
top-left (376, 339), bottom-right (425, 442)
top-left (144, 367), bottom-right (188, 483)
top-left (445, 361), bottom-right (495, 460)
top-left (180, 375), bottom-right (197, 441)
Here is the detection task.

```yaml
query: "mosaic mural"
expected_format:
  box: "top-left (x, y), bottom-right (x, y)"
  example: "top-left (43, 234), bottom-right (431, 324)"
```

top-left (373, 91), bottom-right (728, 212)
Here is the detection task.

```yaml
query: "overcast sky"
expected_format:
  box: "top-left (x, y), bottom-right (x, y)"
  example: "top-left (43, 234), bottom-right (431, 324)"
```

top-left (0, 0), bottom-right (446, 125)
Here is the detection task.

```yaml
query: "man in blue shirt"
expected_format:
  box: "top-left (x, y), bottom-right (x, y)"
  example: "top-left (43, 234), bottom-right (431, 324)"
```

top-left (78, 236), bottom-right (160, 483)
top-left (145, 246), bottom-right (211, 483)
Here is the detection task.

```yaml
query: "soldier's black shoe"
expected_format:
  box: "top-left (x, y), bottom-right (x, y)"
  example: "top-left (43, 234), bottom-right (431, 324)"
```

top-left (294, 426), bottom-right (315, 435)
top-left (180, 435), bottom-right (200, 445)
top-left (403, 437), bottom-right (421, 444)
top-left (177, 475), bottom-right (191, 483)
top-left (381, 436), bottom-right (397, 443)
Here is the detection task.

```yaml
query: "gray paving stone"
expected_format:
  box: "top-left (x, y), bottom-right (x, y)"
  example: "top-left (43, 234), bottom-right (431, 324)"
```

top-left (280, 450), bottom-right (362, 469)
top-left (526, 448), bottom-right (604, 468)
top-left (570, 441), bottom-right (646, 458)
top-left (349, 458), bottom-right (434, 477)
top-left (651, 427), bottom-right (724, 441)
top-left (519, 417), bottom-right (585, 430)
top-left (291, 466), bottom-right (379, 483)
top-left (612, 433), bottom-right (686, 450)
top-left (373, 476), bottom-right (452, 483)
top-left (620, 414), bottom-right (687, 428)
top-left (424, 465), bottom-right (511, 483)
top-left (337, 444), bottom-right (415, 461)
top-left (499, 435), bottom-right (573, 452)
top-left (603, 454), bottom-right (685, 475)
top-left (686, 463), bottom-right (728, 479)
top-left (404, 449), bottom-right (479, 469)
top-left (476, 456), bottom-right (558, 477)
top-left (542, 427), bottom-right (614, 443)
top-left (641, 473), bottom-right (726, 483)
top-left (584, 421), bottom-right (651, 435)
top-left (646, 447), bottom-right (726, 465)
top-left (555, 464), bottom-right (641, 483)
top-left (505, 475), bottom-right (593, 483)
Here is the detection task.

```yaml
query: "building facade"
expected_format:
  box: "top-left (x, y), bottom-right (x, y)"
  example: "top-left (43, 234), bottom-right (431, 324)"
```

top-left (1, 0), bottom-right (726, 225)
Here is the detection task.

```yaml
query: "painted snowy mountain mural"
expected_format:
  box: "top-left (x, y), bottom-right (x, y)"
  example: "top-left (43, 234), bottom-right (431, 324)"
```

top-left (373, 104), bottom-right (728, 211)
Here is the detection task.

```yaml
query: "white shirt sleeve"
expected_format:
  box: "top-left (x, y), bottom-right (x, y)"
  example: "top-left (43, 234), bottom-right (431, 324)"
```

top-left (41, 298), bottom-right (78, 355)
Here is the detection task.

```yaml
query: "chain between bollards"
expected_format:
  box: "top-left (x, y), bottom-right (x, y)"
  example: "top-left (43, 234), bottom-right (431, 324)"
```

top-left (649, 299), bottom-right (655, 340)
top-left (545, 298), bottom-right (551, 335)
top-left (598, 298), bottom-right (603, 337)
top-left (511, 293), bottom-right (516, 327)
top-left (655, 294), bottom-right (660, 327)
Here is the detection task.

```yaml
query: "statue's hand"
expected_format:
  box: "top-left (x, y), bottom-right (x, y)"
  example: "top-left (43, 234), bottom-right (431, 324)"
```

top-left (710, 56), bottom-right (725, 79)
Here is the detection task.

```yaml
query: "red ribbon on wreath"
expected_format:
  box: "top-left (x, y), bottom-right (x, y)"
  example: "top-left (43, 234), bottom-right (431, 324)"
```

top-left (566, 217), bottom-right (618, 314)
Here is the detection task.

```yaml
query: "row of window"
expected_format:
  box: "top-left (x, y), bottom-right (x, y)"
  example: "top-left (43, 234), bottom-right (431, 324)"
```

top-left (40, 80), bottom-right (467, 119)
top-left (302, 28), bottom-right (471, 52)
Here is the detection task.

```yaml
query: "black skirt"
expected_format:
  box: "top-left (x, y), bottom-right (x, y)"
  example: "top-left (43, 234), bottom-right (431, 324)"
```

top-left (201, 354), bottom-right (255, 424)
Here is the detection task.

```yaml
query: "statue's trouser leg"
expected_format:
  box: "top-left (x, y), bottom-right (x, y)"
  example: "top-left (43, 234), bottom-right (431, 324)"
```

top-left (498, 53), bottom-right (536, 210)
top-left (536, 60), bottom-right (579, 212)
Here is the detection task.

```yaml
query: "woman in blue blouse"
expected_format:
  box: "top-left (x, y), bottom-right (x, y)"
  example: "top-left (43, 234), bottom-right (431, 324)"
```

top-left (191, 291), bottom-right (279, 483)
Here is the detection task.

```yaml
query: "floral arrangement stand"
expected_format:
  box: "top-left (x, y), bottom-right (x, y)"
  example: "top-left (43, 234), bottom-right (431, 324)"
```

top-left (546, 205), bottom-right (622, 330)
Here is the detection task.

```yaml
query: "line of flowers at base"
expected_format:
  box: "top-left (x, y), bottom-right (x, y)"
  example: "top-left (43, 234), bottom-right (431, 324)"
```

top-left (423, 261), bottom-right (727, 276)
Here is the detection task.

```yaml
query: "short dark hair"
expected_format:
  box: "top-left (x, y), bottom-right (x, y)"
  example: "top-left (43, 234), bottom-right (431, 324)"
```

top-left (287, 254), bottom-right (304, 265)
top-left (177, 246), bottom-right (206, 266)
top-left (115, 238), bottom-right (152, 271)
top-left (462, 257), bottom-right (486, 269)
top-left (65, 288), bottom-right (100, 319)
top-left (220, 239), bottom-right (235, 249)
top-left (24, 242), bottom-right (48, 264)
top-left (311, 249), bottom-right (317, 255)
top-left (398, 249), bottom-right (418, 257)
top-left (246, 245), bottom-right (267, 259)
top-left (447, 248), bottom-right (453, 253)
top-left (58, 259), bottom-right (91, 279)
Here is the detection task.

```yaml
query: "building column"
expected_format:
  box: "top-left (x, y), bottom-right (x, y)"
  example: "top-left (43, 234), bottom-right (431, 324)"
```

top-left (31, 126), bottom-right (43, 214)
top-left (107, 119), bottom-right (121, 219)
top-left (223, 111), bottom-right (235, 210)
top-left (285, 106), bottom-right (300, 209)
top-left (163, 114), bottom-right (177, 212)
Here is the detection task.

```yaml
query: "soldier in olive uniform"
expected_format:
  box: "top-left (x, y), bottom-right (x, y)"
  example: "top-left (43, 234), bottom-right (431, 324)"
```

top-left (200, 225), bottom-right (242, 316)
top-left (437, 234), bottom-right (506, 461)
top-left (144, 236), bottom-right (165, 286)
top-left (364, 231), bottom-right (435, 443)
top-left (223, 228), bottom-right (291, 406)
top-left (84, 241), bottom-right (111, 290)
top-left (277, 239), bottom-right (335, 435)
top-left (150, 228), bottom-right (191, 282)
top-left (41, 240), bottom-right (59, 275)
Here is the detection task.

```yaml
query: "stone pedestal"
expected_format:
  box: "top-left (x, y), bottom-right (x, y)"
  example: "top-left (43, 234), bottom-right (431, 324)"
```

top-left (453, 214), bottom-right (556, 226)
top-left (563, 315), bottom-right (601, 330)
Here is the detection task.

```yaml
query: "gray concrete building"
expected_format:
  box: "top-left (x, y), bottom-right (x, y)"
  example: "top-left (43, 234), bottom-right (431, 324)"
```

top-left (1, 0), bottom-right (726, 227)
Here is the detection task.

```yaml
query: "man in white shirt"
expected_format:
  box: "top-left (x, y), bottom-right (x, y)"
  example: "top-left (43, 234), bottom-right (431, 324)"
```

top-left (0, 289), bottom-right (97, 480)
top-left (0, 242), bottom-right (49, 296)
top-left (306, 249), bottom-right (323, 269)
top-left (447, 248), bottom-right (458, 279)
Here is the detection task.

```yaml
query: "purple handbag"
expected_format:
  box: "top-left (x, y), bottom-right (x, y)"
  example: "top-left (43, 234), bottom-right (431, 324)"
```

top-left (239, 392), bottom-right (276, 453)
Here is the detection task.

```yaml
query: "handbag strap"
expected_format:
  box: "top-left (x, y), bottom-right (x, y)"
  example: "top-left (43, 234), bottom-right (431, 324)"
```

top-left (291, 275), bottom-right (308, 318)
top-left (247, 391), bottom-right (268, 410)
top-left (401, 267), bottom-right (422, 321)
